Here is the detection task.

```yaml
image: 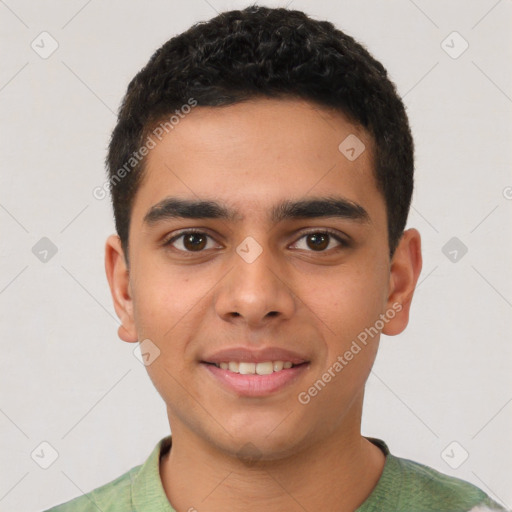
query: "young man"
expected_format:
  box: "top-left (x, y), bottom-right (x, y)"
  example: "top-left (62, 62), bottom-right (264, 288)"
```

top-left (47, 6), bottom-right (506, 512)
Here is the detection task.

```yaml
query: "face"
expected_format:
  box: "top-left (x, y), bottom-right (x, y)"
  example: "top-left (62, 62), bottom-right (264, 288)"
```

top-left (105, 98), bottom-right (421, 461)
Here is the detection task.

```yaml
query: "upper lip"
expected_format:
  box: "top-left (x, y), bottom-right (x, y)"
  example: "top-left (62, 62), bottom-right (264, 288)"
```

top-left (202, 347), bottom-right (309, 365)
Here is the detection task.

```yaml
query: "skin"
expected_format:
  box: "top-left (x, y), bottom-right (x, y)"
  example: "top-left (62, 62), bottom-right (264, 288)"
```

top-left (105, 98), bottom-right (422, 511)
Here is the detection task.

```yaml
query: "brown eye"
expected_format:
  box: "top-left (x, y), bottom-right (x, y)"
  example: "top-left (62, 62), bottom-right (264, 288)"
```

top-left (164, 230), bottom-right (217, 253)
top-left (306, 233), bottom-right (329, 251)
top-left (183, 232), bottom-right (207, 251)
top-left (291, 230), bottom-right (347, 253)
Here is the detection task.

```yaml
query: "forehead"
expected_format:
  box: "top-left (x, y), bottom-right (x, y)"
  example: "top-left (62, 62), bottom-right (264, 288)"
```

top-left (131, 98), bottom-right (384, 230)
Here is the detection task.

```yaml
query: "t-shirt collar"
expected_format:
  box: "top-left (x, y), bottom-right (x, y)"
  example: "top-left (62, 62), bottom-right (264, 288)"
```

top-left (130, 435), bottom-right (394, 511)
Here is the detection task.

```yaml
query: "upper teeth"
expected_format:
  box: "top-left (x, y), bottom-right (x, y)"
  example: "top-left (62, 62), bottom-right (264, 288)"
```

top-left (217, 361), bottom-right (294, 375)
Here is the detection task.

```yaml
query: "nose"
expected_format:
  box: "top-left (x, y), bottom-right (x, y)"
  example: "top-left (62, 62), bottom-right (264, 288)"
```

top-left (213, 238), bottom-right (296, 329)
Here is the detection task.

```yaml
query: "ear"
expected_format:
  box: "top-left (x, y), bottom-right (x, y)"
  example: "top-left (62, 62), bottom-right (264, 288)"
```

top-left (382, 228), bottom-right (422, 336)
top-left (104, 234), bottom-right (139, 343)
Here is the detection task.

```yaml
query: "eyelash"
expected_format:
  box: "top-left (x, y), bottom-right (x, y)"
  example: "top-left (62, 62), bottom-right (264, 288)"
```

top-left (162, 228), bottom-right (349, 255)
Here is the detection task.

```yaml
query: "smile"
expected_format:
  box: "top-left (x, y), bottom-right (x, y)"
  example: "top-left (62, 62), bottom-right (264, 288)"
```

top-left (211, 361), bottom-right (299, 375)
top-left (202, 361), bottom-right (309, 396)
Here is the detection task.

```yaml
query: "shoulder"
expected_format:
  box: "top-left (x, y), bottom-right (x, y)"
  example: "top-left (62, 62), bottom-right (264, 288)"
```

top-left (360, 438), bottom-right (507, 512)
top-left (44, 464), bottom-right (141, 511)
top-left (392, 454), bottom-right (506, 511)
top-left (44, 436), bottom-right (173, 512)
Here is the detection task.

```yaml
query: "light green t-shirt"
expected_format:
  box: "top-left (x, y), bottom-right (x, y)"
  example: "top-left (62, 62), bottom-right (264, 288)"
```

top-left (45, 436), bottom-right (507, 512)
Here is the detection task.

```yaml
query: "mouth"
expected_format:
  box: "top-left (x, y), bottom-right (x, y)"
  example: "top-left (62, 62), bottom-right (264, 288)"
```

top-left (200, 346), bottom-right (311, 396)
top-left (200, 358), bottom-right (310, 397)
top-left (203, 360), bottom-right (307, 375)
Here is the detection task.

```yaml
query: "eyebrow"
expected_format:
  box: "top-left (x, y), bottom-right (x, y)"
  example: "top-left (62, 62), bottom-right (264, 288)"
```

top-left (143, 196), bottom-right (370, 226)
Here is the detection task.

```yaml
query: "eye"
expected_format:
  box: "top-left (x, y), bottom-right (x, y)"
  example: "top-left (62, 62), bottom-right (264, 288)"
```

top-left (290, 229), bottom-right (348, 252)
top-left (163, 230), bottom-right (220, 253)
top-left (162, 228), bottom-right (348, 255)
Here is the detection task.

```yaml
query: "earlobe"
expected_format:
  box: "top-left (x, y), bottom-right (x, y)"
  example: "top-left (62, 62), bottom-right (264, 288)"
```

top-left (382, 228), bottom-right (422, 336)
top-left (104, 234), bottom-right (139, 343)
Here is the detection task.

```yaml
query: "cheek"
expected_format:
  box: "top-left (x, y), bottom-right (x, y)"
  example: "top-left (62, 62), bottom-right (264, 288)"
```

top-left (303, 267), bottom-right (385, 411)
top-left (130, 261), bottom-right (217, 383)
top-left (308, 261), bottom-right (388, 344)
top-left (131, 261), bottom-right (200, 340)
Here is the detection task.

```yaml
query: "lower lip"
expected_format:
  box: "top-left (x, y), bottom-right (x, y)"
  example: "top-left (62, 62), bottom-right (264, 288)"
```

top-left (202, 363), bottom-right (309, 397)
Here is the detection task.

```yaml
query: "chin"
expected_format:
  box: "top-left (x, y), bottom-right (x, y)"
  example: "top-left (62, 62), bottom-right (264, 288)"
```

top-left (216, 422), bottom-right (311, 463)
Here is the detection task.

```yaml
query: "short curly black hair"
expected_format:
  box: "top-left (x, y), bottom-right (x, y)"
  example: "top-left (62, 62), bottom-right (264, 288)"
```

top-left (107, 5), bottom-right (414, 264)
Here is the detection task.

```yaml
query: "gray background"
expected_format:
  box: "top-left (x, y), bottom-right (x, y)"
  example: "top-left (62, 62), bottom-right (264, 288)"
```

top-left (1, 1), bottom-right (511, 510)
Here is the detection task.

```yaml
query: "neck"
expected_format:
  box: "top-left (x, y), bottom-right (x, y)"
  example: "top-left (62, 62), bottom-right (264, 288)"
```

top-left (160, 401), bottom-right (385, 512)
